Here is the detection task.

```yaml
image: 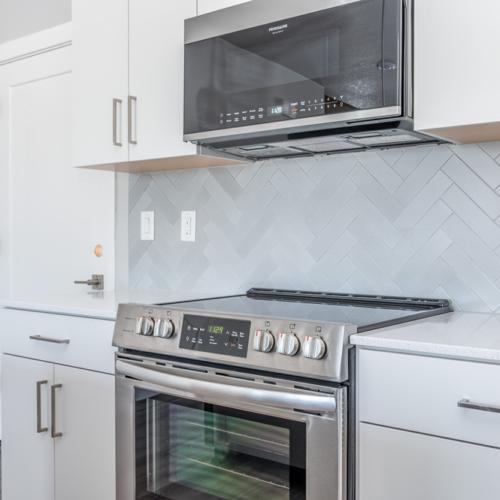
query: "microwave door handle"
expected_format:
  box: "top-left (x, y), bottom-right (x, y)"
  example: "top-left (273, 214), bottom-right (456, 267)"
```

top-left (116, 359), bottom-right (336, 414)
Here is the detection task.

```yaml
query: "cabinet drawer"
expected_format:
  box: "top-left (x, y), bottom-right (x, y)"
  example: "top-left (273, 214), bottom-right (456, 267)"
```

top-left (1, 309), bottom-right (116, 374)
top-left (359, 349), bottom-right (500, 448)
top-left (359, 423), bottom-right (500, 500)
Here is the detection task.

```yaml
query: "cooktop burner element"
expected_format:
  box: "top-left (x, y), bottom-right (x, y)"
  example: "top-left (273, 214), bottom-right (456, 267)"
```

top-left (113, 288), bottom-right (452, 383)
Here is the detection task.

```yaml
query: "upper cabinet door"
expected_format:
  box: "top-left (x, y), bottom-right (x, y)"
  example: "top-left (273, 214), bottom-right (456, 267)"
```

top-left (129, 0), bottom-right (197, 162)
top-left (414, 0), bottom-right (500, 135)
top-left (198, 0), bottom-right (251, 16)
top-left (72, 0), bottom-right (129, 167)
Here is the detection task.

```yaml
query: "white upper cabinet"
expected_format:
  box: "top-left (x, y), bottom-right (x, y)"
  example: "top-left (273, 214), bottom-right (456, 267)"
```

top-left (72, 0), bottom-right (129, 167)
top-left (198, 0), bottom-right (251, 16)
top-left (129, 0), bottom-right (197, 162)
top-left (72, 0), bottom-right (245, 172)
top-left (414, 0), bottom-right (500, 143)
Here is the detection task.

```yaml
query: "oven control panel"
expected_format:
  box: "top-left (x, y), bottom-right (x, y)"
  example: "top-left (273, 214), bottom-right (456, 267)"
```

top-left (113, 303), bottom-right (354, 383)
top-left (178, 314), bottom-right (251, 358)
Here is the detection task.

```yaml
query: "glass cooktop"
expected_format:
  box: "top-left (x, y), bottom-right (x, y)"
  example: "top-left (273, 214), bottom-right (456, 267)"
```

top-left (160, 289), bottom-right (452, 333)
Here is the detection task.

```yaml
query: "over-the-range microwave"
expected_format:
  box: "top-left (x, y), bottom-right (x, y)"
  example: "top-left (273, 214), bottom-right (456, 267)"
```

top-left (184, 0), bottom-right (447, 161)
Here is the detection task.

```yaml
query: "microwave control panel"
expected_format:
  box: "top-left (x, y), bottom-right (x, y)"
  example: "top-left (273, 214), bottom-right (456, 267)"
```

top-left (219, 94), bottom-right (351, 129)
top-left (179, 314), bottom-right (251, 358)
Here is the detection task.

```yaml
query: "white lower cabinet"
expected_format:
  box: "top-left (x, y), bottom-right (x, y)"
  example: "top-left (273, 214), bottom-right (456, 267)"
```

top-left (359, 423), bottom-right (500, 500)
top-left (358, 348), bottom-right (500, 500)
top-left (1, 354), bottom-right (115, 500)
top-left (2, 355), bottom-right (55, 500)
top-left (54, 364), bottom-right (115, 500)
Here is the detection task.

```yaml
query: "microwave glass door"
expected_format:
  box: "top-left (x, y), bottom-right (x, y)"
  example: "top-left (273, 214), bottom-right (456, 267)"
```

top-left (135, 389), bottom-right (307, 500)
top-left (184, 0), bottom-right (401, 136)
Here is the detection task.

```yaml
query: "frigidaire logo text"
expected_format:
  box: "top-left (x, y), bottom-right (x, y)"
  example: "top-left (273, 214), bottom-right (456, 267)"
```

top-left (269, 24), bottom-right (288, 32)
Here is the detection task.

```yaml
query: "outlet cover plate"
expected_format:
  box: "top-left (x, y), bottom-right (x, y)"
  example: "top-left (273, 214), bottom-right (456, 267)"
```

top-left (181, 211), bottom-right (196, 242)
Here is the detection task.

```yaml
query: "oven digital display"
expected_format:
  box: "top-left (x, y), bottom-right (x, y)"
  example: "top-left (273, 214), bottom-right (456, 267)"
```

top-left (179, 315), bottom-right (251, 358)
top-left (208, 325), bottom-right (224, 334)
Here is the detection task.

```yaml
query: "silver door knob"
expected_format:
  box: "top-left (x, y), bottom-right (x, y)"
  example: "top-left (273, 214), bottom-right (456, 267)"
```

top-left (277, 333), bottom-right (300, 356)
top-left (154, 318), bottom-right (175, 338)
top-left (303, 336), bottom-right (326, 360)
top-left (253, 330), bottom-right (274, 352)
top-left (136, 317), bottom-right (154, 336)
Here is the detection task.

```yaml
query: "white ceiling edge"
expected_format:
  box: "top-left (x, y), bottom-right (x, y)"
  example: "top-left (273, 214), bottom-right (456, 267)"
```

top-left (0, 0), bottom-right (71, 45)
top-left (0, 22), bottom-right (72, 66)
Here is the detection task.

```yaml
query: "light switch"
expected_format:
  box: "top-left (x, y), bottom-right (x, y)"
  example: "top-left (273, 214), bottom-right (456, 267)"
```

top-left (141, 212), bottom-right (155, 241)
top-left (181, 211), bottom-right (196, 242)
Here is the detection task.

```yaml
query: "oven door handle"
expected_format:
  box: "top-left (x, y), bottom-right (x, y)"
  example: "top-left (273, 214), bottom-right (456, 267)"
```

top-left (116, 359), bottom-right (337, 413)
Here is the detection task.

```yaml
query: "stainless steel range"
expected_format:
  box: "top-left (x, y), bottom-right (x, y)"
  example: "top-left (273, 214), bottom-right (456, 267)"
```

top-left (113, 288), bottom-right (452, 500)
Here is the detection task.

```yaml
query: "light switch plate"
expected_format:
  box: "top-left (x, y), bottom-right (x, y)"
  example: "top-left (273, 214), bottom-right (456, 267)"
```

top-left (141, 212), bottom-right (155, 241)
top-left (181, 211), bottom-right (196, 242)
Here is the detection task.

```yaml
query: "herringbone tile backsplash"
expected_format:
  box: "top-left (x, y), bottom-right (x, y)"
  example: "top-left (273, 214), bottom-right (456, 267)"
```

top-left (129, 142), bottom-right (500, 313)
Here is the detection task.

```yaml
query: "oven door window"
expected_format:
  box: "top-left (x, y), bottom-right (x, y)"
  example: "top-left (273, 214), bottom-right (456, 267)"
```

top-left (184, 0), bottom-right (401, 135)
top-left (135, 389), bottom-right (306, 500)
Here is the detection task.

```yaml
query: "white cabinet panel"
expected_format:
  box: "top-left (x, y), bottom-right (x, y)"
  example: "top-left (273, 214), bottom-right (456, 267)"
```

top-left (54, 365), bottom-right (116, 500)
top-left (198, 0), bottom-right (251, 15)
top-left (129, 0), bottom-right (197, 161)
top-left (359, 423), bottom-right (500, 500)
top-left (358, 349), bottom-right (500, 449)
top-left (1, 309), bottom-right (116, 374)
top-left (415, 0), bottom-right (500, 132)
top-left (1, 355), bottom-right (55, 500)
top-left (73, 0), bottom-right (129, 167)
top-left (0, 45), bottom-right (116, 299)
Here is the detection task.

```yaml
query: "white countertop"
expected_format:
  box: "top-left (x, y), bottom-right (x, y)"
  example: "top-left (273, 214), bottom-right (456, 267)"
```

top-left (350, 312), bottom-right (500, 363)
top-left (0, 289), bottom-right (219, 320)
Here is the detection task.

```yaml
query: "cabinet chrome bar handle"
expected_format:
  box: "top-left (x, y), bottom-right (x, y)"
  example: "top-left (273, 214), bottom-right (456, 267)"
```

top-left (51, 384), bottom-right (63, 438)
top-left (458, 398), bottom-right (500, 414)
top-left (37, 381), bottom-right (48, 433)
top-left (30, 335), bottom-right (70, 344)
top-left (113, 98), bottom-right (122, 146)
top-left (128, 96), bottom-right (137, 145)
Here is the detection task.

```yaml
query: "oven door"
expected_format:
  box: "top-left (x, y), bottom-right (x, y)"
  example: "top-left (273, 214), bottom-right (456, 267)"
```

top-left (116, 355), bottom-right (346, 500)
top-left (184, 0), bottom-right (403, 142)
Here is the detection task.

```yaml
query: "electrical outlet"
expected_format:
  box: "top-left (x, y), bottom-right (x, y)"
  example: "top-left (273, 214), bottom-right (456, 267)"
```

top-left (141, 212), bottom-right (155, 241)
top-left (181, 211), bottom-right (196, 242)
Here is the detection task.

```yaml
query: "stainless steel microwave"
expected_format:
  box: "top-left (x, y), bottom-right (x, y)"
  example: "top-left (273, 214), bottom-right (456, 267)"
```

top-left (184, 0), bottom-right (446, 161)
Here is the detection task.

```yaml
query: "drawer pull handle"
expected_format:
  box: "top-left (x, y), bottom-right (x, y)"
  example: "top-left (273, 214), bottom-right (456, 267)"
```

top-left (458, 399), bottom-right (500, 414)
top-left (30, 335), bottom-right (70, 345)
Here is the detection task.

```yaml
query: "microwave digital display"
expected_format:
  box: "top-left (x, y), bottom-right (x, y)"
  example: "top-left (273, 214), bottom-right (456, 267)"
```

top-left (268, 104), bottom-right (289, 116)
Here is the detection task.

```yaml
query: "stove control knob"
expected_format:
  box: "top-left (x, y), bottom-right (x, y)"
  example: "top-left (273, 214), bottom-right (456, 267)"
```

top-left (154, 318), bottom-right (175, 339)
top-left (277, 333), bottom-right (300, 356)
top-left (253, 330), bottom-right (274, 352)
top-left (136, 317), bottom-right (154, 336)
top-left (303, 336), bottom-right (326, 360)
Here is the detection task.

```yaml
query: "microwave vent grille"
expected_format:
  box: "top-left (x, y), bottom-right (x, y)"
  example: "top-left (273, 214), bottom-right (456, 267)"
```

top-left (347, 134), bottom-right (424, 146)
top-left (295, 141), bottom-right (361, 153)
top-left (227, 146), bottom-right (306, 158)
